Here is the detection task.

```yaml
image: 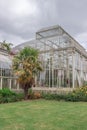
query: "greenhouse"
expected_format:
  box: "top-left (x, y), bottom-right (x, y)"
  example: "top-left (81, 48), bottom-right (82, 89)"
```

top-left (0, 25), bottom-right (87, 89)
top-left (13, 25), bottom-right (87, 88)
top-left (0, 46), bottom-right (19, 89)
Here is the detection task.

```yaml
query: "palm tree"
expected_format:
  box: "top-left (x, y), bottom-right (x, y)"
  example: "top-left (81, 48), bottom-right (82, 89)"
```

top-left (13, 47), bottom-right (42, 99)
top-left (1, 40), bottom-right (13, 53)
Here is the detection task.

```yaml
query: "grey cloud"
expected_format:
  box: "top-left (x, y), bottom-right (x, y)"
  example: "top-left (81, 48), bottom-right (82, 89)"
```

top-left (0, 0), bottom-right (87, 48)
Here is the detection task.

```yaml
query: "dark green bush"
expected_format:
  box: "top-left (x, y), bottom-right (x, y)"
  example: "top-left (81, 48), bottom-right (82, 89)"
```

top-left (0, 88), bottom-right (16, 97)
top-left (1, 86), bottom-right (87, 103)
top-left (16, 93), bottom-right (24, 101)
top-left (0, 88), bottom-right (24, 103)
top-left (42, 86), bottom-right (87, 102)
top-left (42, 93), bottom-right (66, 101)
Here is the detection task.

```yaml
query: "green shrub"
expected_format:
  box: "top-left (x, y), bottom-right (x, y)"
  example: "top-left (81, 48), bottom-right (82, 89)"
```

top-left (83, 81), bottom-right (87, 86)
top-left (28, 89), bottom-right (34, 99)
top-left (69, 86), bottom-right (87, 102)
top-left (42, 92), bottom-right (66, 101)
top-left (0, 88), bottom-right (16, 97)
top-left (0, 88), bottom-right (24, 103)
top-left (42, 86), bottom-right (87, 102)
top-left (16, 93), bottom-right (24, 101)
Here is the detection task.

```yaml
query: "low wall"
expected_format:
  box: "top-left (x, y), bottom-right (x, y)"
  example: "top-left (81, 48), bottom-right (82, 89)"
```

top-left (11, 89), bottom-right (23, 93)
top-left (32, 87), bottom-right (75, 94)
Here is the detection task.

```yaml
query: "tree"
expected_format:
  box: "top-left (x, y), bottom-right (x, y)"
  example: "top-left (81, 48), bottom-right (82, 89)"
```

top-left (1, 40), bottom-right (13, 53)
top-left (13, 47), bottom-right (42, 99)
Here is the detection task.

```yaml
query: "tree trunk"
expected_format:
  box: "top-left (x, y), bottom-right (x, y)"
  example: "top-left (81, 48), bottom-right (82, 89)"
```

top-left (24, 88), bottom-right (28, 100)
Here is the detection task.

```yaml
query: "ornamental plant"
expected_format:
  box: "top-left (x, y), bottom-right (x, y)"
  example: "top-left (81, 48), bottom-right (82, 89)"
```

top-left (13, 47), bottom-right (42, 100)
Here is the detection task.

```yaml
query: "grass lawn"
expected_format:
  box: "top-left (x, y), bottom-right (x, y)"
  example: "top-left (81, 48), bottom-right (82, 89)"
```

top-left (0, 100), bottom-right (87, 130)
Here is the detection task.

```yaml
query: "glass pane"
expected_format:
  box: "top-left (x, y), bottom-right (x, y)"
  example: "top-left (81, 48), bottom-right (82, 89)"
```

top-left (2, 78), bottom-right (10, 88)
top-left (11, 79), bottom-right (17, 89)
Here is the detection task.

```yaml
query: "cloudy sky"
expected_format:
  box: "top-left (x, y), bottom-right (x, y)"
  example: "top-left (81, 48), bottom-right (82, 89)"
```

top-left (0, 0), bottom-right (87, 48)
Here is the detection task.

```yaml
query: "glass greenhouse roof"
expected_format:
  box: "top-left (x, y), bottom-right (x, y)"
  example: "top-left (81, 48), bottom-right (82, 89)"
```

top-left (0, 54), bottom-right (12, 69)
top-left (13, 25), bottom-right (87, 58)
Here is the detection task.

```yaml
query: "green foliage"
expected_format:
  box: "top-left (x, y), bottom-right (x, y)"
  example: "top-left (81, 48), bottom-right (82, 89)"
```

top-left (42, 92), bottom-right (66, 101)
top-left (16, 93), bottom-right (24, 101)
top-left (1, 40), bottom-right (13, 53)
top-left (13, 47), bottom-right (42, 99)
top-left (28, 88), bottom-right (34, 99)
top-left (42, 86), bottom-right (87, 102)
top-left (0, 88), bottom-right (24, 103)
top-left (69, 86), bottom-right (87, 101)
top-left (0, 88), bottom-right (16, 97)
top-left (19, 47), bottom-right (39, 60)
top-left (83, 81), bottom-right (87, 87)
